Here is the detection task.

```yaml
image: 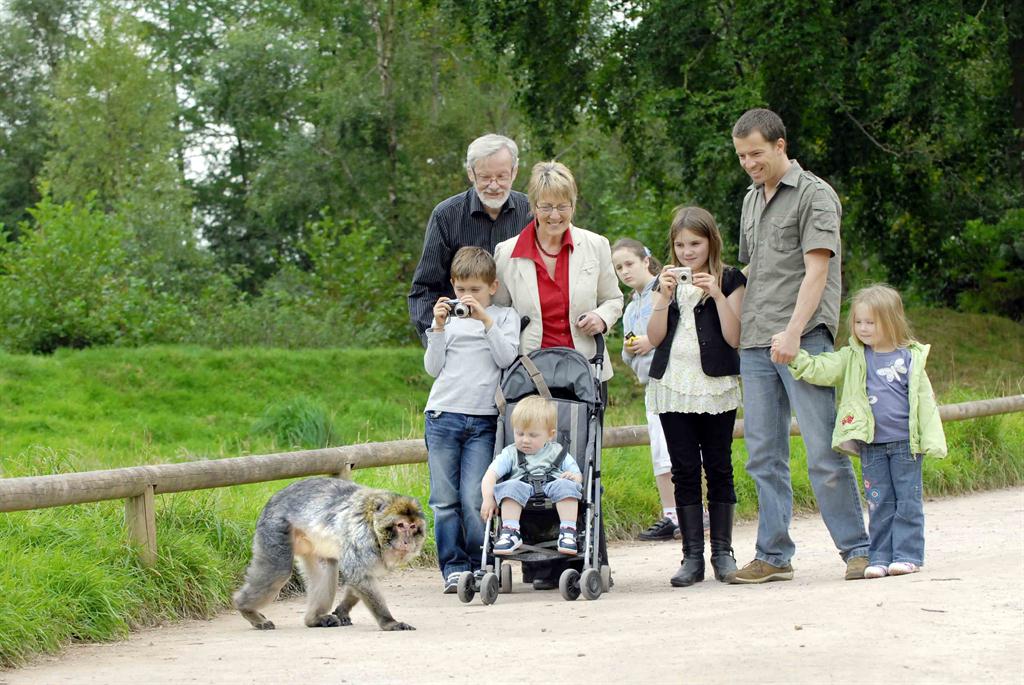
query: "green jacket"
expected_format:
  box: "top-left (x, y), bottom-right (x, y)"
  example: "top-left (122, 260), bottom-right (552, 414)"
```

top-left (788, 338), bottom-right (947, 459)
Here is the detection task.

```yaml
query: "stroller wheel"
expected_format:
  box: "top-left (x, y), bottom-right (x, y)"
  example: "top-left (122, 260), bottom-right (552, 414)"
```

top-left (558, 569), bottom-right (581, 601)
top-left (580, 568), bottom-right (603, 600)
top-left (600, 564), bottom-right (612, 592)
top-left (480, 572), bottom-right (500, 605)
top-left (499, 563), bottom-right (513, 594)
top-left (456, 571), bottom-right (476, 604)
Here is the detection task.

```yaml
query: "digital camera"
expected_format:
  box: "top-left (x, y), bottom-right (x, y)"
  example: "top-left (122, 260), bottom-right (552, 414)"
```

top-left (444, 299), bottom-right (470, 318)
top-left (668, 266), bottom-right (692, 284)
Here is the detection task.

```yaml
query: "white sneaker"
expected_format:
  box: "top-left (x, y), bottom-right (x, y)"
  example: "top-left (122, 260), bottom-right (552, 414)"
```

top-left (864, 565), bottom-right (889, 579)
top-left (887, 562), bottom-right (920, 576)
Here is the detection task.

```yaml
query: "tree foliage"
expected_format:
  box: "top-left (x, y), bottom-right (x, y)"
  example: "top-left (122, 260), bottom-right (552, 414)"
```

top-left (40, 8), bottom-right (195, 279)
top-left (0, 0), bottom-right (1020, 355)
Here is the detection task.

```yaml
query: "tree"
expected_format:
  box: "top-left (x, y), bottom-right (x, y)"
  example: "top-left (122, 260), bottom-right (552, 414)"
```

top-left (40, 7), bottom-right (194, 278)
top-left (0, 0), bottom-right (86, 234)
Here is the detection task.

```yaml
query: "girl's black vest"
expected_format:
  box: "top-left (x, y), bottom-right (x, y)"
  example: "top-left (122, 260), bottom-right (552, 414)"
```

top-left (649, 266), bottom-right (746, 380)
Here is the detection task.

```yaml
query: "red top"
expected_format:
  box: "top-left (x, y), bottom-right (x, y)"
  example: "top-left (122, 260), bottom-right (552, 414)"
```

top-left (510, 221), bottom-right (575, 349)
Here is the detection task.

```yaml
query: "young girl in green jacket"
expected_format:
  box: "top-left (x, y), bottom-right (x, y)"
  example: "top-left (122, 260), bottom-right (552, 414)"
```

top-left (788, 284), bottom-right (946, 579)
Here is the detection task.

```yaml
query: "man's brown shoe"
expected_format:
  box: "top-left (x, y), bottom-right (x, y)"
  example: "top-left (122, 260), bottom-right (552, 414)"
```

top-left (845, 556), bottom-right (869, 580)
top-left (726, 559), bottom-right (794, 584)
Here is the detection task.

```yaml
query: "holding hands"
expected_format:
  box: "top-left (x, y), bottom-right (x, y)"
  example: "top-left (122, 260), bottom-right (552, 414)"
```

top-left (770, 329), bottom-right (800, 364)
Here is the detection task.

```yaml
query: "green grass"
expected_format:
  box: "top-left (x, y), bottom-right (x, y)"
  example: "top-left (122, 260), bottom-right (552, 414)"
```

top-left (0, 308), bottom-right (1021, 667)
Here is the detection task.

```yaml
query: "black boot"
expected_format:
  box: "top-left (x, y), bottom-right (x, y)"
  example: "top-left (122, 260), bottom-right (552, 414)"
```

top-left (708, 502), bottom-right (737, 581)
top-left (670, 505), bottom-right (705, 587)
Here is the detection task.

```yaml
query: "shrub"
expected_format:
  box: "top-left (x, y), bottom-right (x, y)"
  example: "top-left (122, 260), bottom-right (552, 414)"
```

top-left (251, 396), bottom-right (337, 449)
top-left (186, 212), bottom-right (416, 347)
top-left (944, 208), bottom-right (1024, 321)
top-left (0, 196), bottom-right (191, 353)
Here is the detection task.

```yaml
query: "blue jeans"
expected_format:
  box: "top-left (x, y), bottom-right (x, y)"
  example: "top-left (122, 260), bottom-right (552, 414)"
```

top-left (493, 477), bottom-right (582, 508)
top-left (861, 440), bottom-right (925, 566)
top-left (740, 327), bottom-right (869, 566)
top-left (424, 411), bottom-right (496, 578)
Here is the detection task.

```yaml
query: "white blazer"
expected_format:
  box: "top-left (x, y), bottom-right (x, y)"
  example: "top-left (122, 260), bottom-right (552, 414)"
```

top-left (494, 224), bottom-right (623, 381)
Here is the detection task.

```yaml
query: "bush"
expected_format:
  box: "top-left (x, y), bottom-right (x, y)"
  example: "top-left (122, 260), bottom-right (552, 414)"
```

top-left (251, 396), bottom-right (337, 449)
top-left (944, 208), bottom-right (1024, 321)
top-left (0, 196), bottom-right (191, 353)
top-left (187, 212), bottom-right (416, 347)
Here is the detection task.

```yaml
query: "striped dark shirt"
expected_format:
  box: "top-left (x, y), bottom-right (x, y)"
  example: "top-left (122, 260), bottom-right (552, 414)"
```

top-left (408, 188), bottom-right (531, 342)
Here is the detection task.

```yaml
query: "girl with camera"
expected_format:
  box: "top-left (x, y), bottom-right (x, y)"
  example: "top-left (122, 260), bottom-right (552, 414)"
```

top-left (612, 238), bottom-right (687, 543)
top-left (645, 206), bottom-right (746, 588)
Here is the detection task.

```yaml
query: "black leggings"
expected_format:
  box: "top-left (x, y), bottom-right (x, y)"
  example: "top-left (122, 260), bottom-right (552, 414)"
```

top-left (659, 410), bottom-right (737, 507)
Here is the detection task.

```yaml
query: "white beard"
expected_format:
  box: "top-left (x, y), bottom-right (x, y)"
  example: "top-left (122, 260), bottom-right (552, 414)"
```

top-left (476, 187), bottom-right (510, 210)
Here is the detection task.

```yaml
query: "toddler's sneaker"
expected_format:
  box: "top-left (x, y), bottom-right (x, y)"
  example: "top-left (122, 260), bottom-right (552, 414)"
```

top-left (864, 565), bottom-right (889, 579)
top-left (887, 561), bottom-right (920, 576)
top-left (557, 526), bottom-right (578, 555)
top-left (492, 527), bottom-right (522, 555)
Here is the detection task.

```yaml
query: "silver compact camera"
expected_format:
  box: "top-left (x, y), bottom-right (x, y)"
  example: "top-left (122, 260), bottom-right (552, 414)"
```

top-left (668, 266), bottom-right (692, 284)
top-left (444, 299), bottom-right (470, 318)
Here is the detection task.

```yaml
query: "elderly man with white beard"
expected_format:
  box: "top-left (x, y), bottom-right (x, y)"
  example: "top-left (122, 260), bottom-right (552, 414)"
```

top-left (408, 134), bottom-right (531, 345)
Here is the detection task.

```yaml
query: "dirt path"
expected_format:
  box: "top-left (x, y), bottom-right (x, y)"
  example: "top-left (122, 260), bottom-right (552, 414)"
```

top-left (4, 488), bottom-right (1022, 685)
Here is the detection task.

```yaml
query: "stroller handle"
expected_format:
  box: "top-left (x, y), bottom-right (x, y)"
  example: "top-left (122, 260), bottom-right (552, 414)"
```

top-left (590, 333), bottom-right (605, 371)
top-left (518, 315), bottom-right (605, 374)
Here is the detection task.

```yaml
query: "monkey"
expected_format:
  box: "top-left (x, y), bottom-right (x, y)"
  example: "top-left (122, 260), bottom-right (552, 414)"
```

top-left (233, 477), bottom-right (425, 631)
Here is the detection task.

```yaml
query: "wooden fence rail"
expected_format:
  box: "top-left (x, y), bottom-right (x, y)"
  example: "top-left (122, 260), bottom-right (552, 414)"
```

top-left (1, 394), bottom-right (1021, 565)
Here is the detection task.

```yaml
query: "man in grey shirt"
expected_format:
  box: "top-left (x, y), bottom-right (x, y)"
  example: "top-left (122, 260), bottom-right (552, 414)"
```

top-left (728, 108), bottom-right (869, 584)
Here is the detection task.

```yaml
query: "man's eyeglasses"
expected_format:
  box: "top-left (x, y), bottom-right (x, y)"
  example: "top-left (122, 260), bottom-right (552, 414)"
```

top-left (473, 172), bottom-right (513, 187)
top-left (536, 203), bottom-right (573, 215)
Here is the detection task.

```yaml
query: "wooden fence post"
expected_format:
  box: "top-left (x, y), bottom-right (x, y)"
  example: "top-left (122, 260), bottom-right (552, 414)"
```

top-left (333, 462), bottom-right (354, 480)
top-left (125, 485), bottom-right (157, 567)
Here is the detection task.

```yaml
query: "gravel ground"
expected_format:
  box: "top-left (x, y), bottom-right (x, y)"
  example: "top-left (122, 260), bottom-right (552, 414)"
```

top-left (3, 487), bottom-right (1022, 685)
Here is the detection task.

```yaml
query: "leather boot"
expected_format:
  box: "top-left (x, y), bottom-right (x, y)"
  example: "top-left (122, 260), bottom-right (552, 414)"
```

top-left (669, 505), bottom-right (705, 587)
top-left (708, 501), bottom-right (737, 581)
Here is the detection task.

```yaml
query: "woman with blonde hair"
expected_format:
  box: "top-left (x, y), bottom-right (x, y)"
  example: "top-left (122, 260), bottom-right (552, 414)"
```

top-left (494, 161), bottom-right (622, 383)
top-left (493, 160), bottom-right (623, 589)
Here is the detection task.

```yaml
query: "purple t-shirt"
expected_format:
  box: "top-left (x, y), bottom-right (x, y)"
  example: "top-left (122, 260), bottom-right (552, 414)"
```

top-left (865, 346), bottom-right (912, 444)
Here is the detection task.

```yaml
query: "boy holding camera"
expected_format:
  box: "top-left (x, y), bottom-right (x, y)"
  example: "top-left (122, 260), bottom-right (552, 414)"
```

top-left (424, 246), bottom-right (521, 594)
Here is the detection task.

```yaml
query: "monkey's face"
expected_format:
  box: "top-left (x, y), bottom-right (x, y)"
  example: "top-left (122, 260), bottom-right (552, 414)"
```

top-left (375, 496), bottom-right (426, 569)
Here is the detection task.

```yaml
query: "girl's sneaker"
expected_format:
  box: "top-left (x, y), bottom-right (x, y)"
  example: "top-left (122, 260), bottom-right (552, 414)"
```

top-left (493, 527), bottom-right (522, 555)
top-left (864, 565), bottom-right (889, 579)
top-left (888, 562), bottom-right (920, 576)
top-left (557, 527), bottom-right (578, 555)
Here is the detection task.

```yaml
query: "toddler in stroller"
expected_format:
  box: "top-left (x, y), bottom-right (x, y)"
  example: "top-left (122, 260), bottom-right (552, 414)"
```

top-left (481, 396), bottom-right (583, 556)
top-left (457, 343), bottom-right (611, 604)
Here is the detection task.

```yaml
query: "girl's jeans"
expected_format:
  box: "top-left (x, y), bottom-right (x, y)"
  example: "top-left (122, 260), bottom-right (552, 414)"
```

top-left (425, 411), bottom-right (496, 578)
top-left (861, 440), bottom-right (925, 566)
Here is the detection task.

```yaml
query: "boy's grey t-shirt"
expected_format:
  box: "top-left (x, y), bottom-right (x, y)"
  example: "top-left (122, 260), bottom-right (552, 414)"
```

top-left (865, 346), bottom-right (912, 444)
top-left (423, 305), bottom-right (520, 416)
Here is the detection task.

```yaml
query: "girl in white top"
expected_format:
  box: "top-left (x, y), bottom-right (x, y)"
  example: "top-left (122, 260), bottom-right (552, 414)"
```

top-left (646, 206), bottom-right (746, 588)
top-left (612, 238), bottom-right (679, 542)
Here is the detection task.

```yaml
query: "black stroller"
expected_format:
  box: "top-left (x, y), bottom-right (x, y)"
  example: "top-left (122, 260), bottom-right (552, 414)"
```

top-left (457, 338), bottom-right (611, 603)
